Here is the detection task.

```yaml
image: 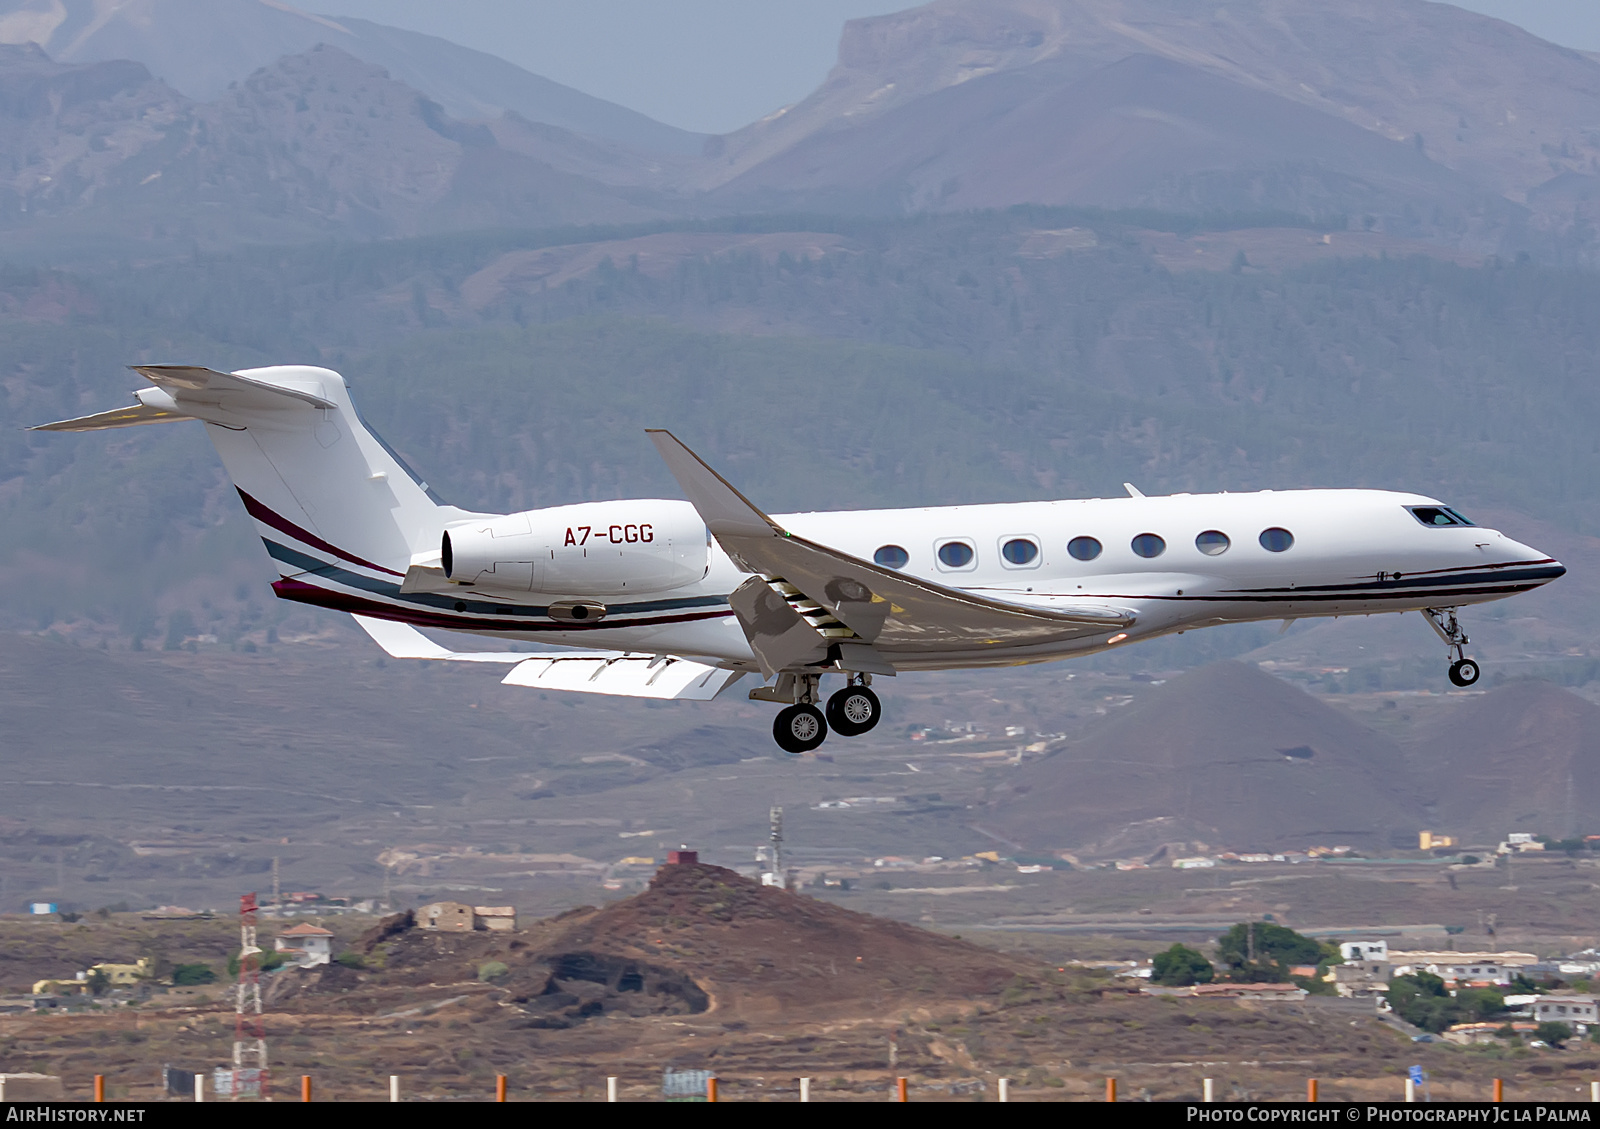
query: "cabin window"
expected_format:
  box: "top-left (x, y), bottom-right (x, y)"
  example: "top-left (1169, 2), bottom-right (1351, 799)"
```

top-left (1259, 527), bottom-right (1295, 552)
top-left (936, 540), bottom-right (975, 570)
top-left (1068, 536), bottom-right (1102, 561)
top-left (1195, 530), bottom-right (1230, 556)
top-left (1407, 505), bottom-right (1475, 527)
top-left (1131, 533), bottom-right (1166, 559)
top-left (874, 545), bottom-right (909, 570)
top-left (1000, 538), bottom-right (1039, 567)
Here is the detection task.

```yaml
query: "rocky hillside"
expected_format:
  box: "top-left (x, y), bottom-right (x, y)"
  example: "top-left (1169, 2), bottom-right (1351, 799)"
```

top-left (0, 0), bottom-right (703, 152)
top-left (696, 0), bottom-right (1600, 260)
top-left (987, 660), bottom-right (1426, 855)
top-left (0, 42), bottom-right (669, 255)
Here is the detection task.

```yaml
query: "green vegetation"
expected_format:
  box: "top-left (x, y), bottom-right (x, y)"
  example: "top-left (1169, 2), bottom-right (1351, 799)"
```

top-left (1385, 972), bottom-right (1507, 1034)
top-left (1216, 922), bottom-right (1326, 982)
top-left (227, 949), bottom-right (290, 976)
top-left (477, 960), bottom-right (509, 983)
top-left (1151, 944), bottom-right (1214, 986)
top-left (169, 963), bottom-right (215, 986)
top-left (1535, 1021), bottom-right (1573, 1047)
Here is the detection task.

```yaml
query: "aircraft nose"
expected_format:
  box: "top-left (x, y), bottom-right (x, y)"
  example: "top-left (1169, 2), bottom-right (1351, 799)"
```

top-left (1498, 535), bottom-right (1564, 584)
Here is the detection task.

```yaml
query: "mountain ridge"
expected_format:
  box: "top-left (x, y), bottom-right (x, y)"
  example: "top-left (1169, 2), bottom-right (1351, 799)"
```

top-left (0, 0), bottom-right (705, 152)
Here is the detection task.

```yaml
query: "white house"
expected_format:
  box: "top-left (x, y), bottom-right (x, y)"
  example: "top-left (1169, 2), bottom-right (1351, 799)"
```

top-left (1386, 950), bottom-right (1537, 987)
top-left (1340, 940), bottom-right (1389, 961)
top-left (1525, 995), bottom-right (1597, 1032)
top-left (274, 923), bottom-right (334, 968)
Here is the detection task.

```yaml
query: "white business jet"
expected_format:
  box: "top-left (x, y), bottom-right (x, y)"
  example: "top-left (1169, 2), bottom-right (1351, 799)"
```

top-left (36, 365), bottom-right (1564, 753)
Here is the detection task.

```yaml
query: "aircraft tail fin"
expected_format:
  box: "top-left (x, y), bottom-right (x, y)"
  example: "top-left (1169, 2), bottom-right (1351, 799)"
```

top-left (35, 365), bottom-right (455, 578)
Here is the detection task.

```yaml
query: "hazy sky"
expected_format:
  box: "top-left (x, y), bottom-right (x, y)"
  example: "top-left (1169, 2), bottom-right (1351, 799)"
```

top-left (321, 1), bottom-right (1600, 134)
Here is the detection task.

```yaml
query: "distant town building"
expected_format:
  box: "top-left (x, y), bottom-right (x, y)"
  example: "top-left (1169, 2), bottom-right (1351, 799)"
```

top-left (1524, 994), bottom-right (1597, 1032)
top-left (1340, 940), bottom-right (1389, 961)
top-left (1331, 960), bottom-right (1391, 998)
top-left (1387, 950), bottom-right (1537, 986)
top-left (274, 923), bottom-right (334, 967)
top-left (1444, 1021), bottom-right (1538, 1046)
top-left (1500, 834), bottom-right (1545, 854)
top-left (1418, 831), bottom-right (1455, 850)
top-left (1178, 983), bottom-right (1308, 1000)
top-left (472, 906), bottom-right (516, 932)
top-left (418, 901), bottom-right (474, 932)
top-left (32, 957), bottom-right (154, 996)
top-left (667, 850), bottom-right (698, 865)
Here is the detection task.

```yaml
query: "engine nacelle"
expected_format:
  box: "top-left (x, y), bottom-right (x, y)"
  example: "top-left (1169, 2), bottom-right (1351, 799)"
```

top-left (441, 499), bottom-right (709, 596)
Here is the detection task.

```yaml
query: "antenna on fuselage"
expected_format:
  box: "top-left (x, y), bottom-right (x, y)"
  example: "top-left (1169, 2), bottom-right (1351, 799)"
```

top-left (1123, 483), bottom-right (1145, 498)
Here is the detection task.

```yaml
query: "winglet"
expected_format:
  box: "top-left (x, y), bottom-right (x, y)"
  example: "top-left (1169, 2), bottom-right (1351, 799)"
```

top-left (646, 430), bottom-right (784, 539)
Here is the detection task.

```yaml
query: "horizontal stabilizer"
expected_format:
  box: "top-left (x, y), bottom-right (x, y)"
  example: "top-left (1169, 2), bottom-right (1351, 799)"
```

top-left (353, 615), bottom-right (535, 663)
top-left (501, 653), bottom-right (745, 700)
top-left (648, 429), bottom-right (1135, 657)
top-left (29, 402), bottom-right (192, 432)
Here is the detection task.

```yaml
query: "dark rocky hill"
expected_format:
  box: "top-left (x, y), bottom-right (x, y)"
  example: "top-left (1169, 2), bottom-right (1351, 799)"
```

top-left (986, 660), bottom-right (1426, 855)
top-left (270, 863), bottom-right (1027, 1022)
top-left (1404, 680), bottom-right (1600, 845)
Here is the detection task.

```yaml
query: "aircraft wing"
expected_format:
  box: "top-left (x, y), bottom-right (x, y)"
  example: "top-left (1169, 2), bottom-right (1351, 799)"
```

top-left (647, 430), bottom-right (1135, 661)
top-left (353, 615), bottom-right (745, 701)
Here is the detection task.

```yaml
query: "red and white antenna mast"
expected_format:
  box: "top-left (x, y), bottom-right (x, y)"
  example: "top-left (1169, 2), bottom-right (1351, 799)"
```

top-left (234, 893), bottom-right (268, 1098)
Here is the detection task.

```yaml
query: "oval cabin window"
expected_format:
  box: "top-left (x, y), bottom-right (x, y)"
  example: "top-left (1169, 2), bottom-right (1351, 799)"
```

top-left (1067, 536), bottom-right (1102, 561)
top-left (1131, 533), bottom-right (1166, 559)
top-left (1259, 527), bottom-right (1295, 553)
top-left (937, 541), bottom-right (974, 569)
top-left (874, 545), bottom-right (909, 570)
top-left (1195, 530), bottom-right (1230, 556)
top-left (1001, 538), bottom-right (1039, 565)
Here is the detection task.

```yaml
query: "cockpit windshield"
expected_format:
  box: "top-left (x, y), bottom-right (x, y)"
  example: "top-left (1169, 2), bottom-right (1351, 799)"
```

top-left (1407, 505), bottom-right (1475, 528)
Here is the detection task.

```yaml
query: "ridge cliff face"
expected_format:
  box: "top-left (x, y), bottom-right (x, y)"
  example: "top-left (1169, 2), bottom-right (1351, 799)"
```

top-left (712, 0), bottom-right (1600, 199)
top-left (696, 0), bottom-right (1600, 255)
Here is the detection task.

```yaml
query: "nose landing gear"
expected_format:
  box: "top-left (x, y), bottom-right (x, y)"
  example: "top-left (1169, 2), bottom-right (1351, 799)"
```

top-left (764, 673), bottom-right (883, 753)
top-left (1423, 607), bottom-right (1481, 687)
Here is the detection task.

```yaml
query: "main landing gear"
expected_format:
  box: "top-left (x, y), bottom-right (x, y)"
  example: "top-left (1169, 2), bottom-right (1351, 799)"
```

top-left (769, 673), bottom-right (883, 754)
top-left (1422, 607), bottom-right (1480, 687)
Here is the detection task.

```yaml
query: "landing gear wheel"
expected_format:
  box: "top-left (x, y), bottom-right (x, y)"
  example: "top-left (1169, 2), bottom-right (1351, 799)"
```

top-left (1449, 658), bottom-right (1480, 687)
top-left (773, 704), bottom-right (828, 753)
top-left (826, 686), bottom-right (882, 737)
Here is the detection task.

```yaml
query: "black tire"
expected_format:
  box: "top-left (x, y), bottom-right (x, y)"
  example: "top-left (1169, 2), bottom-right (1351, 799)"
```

top-left (773, 704), bottom-right (828, 753)
top-left (1449, 658), bottom-right (1481, 687)
top-left (826, 686), bottom-right (882, 737)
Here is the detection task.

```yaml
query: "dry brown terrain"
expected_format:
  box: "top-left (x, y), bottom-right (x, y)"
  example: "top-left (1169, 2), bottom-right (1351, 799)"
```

top-left (2, 864), bottom-right (1596, 1103)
